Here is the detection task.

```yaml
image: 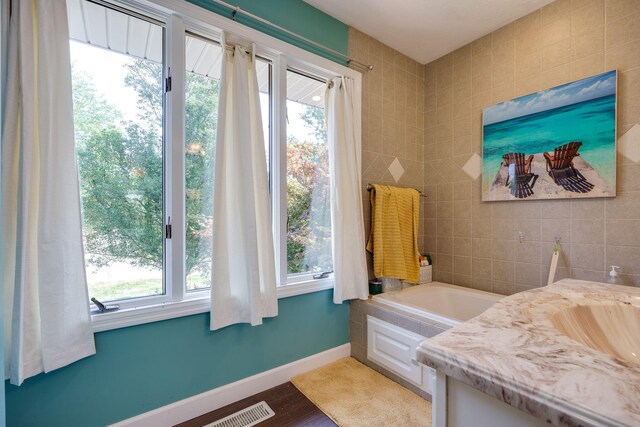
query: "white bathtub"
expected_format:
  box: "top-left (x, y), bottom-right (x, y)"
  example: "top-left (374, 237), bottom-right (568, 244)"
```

top-left (373, 281), bottom-right (503, 327)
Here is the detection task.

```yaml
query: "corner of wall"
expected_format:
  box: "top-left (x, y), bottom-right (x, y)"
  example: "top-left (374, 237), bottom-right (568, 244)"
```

top-left (422, 0), bottom-right (640, 294)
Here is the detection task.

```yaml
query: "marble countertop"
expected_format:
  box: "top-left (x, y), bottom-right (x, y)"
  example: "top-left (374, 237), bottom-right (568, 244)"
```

top-left (416, 279), bottom-right (640, 427)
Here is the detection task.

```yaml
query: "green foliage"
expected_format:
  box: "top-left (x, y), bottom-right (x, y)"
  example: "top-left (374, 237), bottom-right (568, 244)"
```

top-left (286, 165), bottom-right (313, 273)
top-left (78, 124), bottom-right (163, 269)
top-left (73, 55), bottom-right (329, 282)
top-left (73, 59), bottom-right (219, 276)
top-left (124, 60), bottom-right (163, 129)
top-left (72, 70), bottom-right (122, 145)
top-left (73, 60), bottom-right (163, 272)
top-left (300, 104), bottom-right (327, 143)
top-left (89, 278), bottom-right (163, 301)
top-left (184, 73), bottom-right (219, 278)
top-left (286, 105), bottom-right (332, 274)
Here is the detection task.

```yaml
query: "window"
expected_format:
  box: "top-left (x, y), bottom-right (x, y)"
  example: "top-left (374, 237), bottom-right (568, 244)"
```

top-left (70, 2), bottom-right (165, 303)
top-left (184, 33), bottom-right (222, 292)
top-left (65, 0), bottom-right (357, 330)
top-left (285, 70), bottom-right (332, 280)
top-left (183, 34), bottom-right (272, 292)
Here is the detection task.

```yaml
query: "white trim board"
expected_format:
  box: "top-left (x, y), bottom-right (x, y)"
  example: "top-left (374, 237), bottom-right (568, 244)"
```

top-left (92, 279), bottom-right (335, 333)
top-left (110, 344), bottom-right (351, 427)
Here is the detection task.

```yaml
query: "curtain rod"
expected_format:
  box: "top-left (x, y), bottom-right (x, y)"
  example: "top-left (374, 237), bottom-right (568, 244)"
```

top-left (209, 0), bottom-right (374, 71)
top-left (366, 184), bottom-right (427, 198)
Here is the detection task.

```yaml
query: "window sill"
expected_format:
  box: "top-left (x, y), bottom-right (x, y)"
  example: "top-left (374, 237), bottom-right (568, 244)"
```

top-left (278, 276), bottom-right (334, 298)
top-left (91, 278), bottom-right (334, 333)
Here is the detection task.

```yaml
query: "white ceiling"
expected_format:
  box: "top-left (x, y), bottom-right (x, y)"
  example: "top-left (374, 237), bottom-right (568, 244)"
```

top-left (304, 0), bottom-right (555, 64)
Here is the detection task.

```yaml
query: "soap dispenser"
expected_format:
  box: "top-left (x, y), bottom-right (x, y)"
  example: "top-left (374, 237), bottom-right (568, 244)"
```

top-left (607, 265), bottom-right (623, 285)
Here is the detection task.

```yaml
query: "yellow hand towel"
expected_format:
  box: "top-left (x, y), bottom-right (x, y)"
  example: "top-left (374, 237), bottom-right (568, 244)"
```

top-left (366, 185), bottom-right (420, 283)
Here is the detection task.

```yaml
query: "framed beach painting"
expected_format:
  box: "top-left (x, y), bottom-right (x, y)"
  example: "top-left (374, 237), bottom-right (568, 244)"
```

top-left (482, 70), bottom-right (617, 201)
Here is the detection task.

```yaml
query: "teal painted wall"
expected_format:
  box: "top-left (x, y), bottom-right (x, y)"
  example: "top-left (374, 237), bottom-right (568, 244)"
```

top-left (5, 290), bottom-right (349, 426)
top-left (1, 0), bottom-right (7, 425)
top-left (186, 0), bottom-right (349, 63)
top-left (4, 2), bottom-right (350, 426)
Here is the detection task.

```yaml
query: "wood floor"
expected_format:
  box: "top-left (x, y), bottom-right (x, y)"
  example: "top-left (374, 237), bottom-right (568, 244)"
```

top-left (176, 382), bottom-right (337, 427)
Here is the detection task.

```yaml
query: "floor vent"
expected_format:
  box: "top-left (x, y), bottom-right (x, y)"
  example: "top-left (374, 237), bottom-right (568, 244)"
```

top-left (204, 401), bottom-right (275, 427)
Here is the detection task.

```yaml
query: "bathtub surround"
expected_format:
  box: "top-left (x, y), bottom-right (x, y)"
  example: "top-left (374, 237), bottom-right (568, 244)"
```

top-left (352, 0), bottom-right (640, 292)
top-left (350, 282), bottom-right (502, 399)
top-left (461, 153), bottom-right (482, 181)
top-left (423, 0), bottom-right (640, 292)
top-left (350, 297), bottom-right (447, 400)
top-left (369, 286), bottom-right (503, 400)
top-left (348, 28), bottom-right (427, 274)
top-left (346, 1), bottom-right (640, 424)
top-left (417, 279), bottom-right (640, 426)
top-left (618, 123), bottom-right (640, 162)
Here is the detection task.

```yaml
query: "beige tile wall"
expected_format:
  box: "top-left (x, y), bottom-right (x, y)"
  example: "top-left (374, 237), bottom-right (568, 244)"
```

top-left (348, 28), bottom-right (427, 276)
top-left (424, 0), bottom-right (640, 293)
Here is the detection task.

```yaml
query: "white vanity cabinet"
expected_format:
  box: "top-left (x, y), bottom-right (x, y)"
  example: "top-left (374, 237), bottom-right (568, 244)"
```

top-left (431, 371), bottom-right (549, 427)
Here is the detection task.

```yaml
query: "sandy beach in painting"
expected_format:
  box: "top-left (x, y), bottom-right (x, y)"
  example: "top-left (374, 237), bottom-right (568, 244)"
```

top-left (485, 153), bottom-right (614, 201)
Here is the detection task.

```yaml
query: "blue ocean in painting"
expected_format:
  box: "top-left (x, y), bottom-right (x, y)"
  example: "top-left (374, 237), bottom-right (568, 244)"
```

top-left (482, 70), bottom-right (617, 190)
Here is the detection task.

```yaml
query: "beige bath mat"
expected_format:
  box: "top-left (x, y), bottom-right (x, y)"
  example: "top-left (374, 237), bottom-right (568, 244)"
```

top-left (291, 357), bottom-right (432, 427)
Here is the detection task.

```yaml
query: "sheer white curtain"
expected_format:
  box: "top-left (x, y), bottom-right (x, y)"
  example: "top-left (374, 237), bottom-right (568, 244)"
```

top-left (326, 76), bottom-right (368, 304)
top-left (210, 37), bottom-right (278, 330)
top-left (1, 0), bottom-right (96, 385)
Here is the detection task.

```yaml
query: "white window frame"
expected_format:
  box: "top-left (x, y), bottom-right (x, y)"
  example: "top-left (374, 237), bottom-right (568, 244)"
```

top-left (87, 0), bottom-right (361, 332)
top-left (71, 3), bottom-right (172, 312)
top-left (279, 66), bottom-right (335, 289)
